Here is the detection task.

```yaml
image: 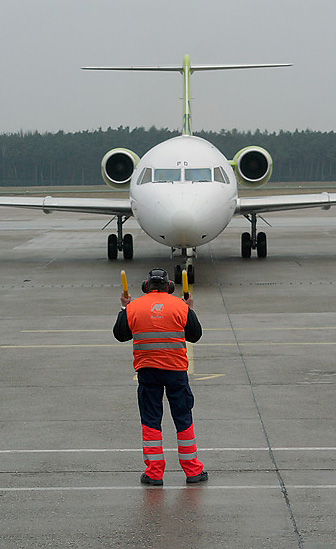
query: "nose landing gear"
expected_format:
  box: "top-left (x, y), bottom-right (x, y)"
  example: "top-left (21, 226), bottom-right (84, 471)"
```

top-left (241, 214), bottom-right (268, 258)
top-left (173, 247), bottom-right (196, 284)
top-left (107, 215), bottom-right (133, 260)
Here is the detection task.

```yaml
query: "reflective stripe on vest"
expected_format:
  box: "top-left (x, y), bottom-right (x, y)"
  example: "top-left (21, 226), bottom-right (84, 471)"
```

top-left (134, 331), bottom-right (185, 340)
top-left (126, 292), bottom-right (189, 371)
top-left (133, 331), bottom-right (186, 351)
top-left (134, 341), bottom-right (186, 350)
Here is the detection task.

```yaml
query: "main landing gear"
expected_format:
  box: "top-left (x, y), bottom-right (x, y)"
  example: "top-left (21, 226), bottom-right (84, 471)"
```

top-left (173, 247), bottom-right (195, 284)
top-left (241, 214), bottom-right (267, 259)
top-left (107, 215), bottom-right (133, 260)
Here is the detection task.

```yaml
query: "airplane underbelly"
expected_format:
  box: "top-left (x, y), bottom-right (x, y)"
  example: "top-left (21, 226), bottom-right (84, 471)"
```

top-left (131, 184), bottom-right (236, 248)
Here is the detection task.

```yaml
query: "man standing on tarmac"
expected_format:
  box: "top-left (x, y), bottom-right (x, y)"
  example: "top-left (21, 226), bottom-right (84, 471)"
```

top-left (113, 268), bottom-right (208, 486)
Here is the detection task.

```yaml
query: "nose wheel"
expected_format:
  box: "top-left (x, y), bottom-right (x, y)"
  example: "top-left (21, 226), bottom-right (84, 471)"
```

top-left (173, 248), bottom-right (196, 284)
top-left (241, 214), bottom-right (267, 258)
top-left (107, 215), bottom-right (133, 260)
top-left (174, 263), bottom-right (195, 284)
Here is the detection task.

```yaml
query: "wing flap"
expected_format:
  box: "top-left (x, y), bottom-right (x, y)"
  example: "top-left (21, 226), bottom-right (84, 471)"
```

top-left (235, 192), bottom-right (336, 215)
top-left (0, 196), bottom-right (133, 216)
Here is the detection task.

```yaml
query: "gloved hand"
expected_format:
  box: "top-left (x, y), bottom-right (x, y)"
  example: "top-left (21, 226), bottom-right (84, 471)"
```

top-left (121, 293), bottom-right (132, 307)
top-left (183, 292), bottom-right (193, 309)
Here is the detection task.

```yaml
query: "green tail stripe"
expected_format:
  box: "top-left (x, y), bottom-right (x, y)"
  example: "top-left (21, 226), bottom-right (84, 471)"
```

top-left (182, 54), bottom-right (192, 136)
top-left (82, 55), bottom-right (291, 137)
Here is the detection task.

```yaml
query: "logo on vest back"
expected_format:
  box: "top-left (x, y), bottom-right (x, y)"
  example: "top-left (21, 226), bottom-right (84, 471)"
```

top-left (151, 302), bottom-right (164, 319)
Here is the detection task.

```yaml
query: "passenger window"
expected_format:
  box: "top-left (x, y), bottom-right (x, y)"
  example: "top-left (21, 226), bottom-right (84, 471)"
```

top-left (137, 167), bottom-right (152, 185)
top-left (154, 169), bottom-right (181, 182)
top-left (185, 168), bottom-right (212, 182)
top-left (214, 166), bottom-right (230, 184)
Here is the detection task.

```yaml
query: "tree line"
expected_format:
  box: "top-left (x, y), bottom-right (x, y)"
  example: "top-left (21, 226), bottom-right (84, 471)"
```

top-left (1, 126), bottom-right (336, 186)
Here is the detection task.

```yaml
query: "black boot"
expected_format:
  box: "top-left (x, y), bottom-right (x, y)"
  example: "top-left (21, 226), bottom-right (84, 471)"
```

top-left (140, 473), bottom-right (163, 486)
top-left (186, 471), bottom-right (208, 484)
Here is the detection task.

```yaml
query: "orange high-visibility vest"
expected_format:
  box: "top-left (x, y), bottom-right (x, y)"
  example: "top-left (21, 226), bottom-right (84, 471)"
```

top-left (126, 291), bottom-right (189, 371)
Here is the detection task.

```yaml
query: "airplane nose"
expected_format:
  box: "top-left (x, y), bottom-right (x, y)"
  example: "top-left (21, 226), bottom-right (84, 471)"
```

top-left (168, 207), bottom-right (197, 246)
top-left (171, 209), bottom-right (194, 232)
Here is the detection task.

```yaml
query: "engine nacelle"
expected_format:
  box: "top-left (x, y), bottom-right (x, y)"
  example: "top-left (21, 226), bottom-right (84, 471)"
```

top-left (101, 148), bottom-right (140, 190)
top-left (231, 146), bottom-right (273, 187)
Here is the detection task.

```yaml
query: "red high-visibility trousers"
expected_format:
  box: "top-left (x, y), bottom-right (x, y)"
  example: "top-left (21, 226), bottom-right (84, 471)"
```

top-left (177, 424), bottom-right (204, 477)
top-left (142, 424), bottom-right (165, 480)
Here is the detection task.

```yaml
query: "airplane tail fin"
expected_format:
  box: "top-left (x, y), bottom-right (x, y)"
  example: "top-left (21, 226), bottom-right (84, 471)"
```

top-left (82, 57), bottom-right (292, 136)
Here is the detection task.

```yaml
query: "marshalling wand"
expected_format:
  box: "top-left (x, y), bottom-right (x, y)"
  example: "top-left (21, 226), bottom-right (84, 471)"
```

top-left (182, 269), bottom-right (189, 300)
top-left (120, 270), bottom-right (128, 299)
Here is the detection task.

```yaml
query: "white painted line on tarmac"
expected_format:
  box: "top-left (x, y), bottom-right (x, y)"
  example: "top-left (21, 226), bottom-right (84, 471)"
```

top-left (1, 447), bottom-right (336, 454)
top-left (1, 485), bottom-right (336, 493)
top-left (21, 329), bottom-right (113, 333)
top-left (203, 326), bottom-right (336, 332)
top-left (20, 326), bottom-right (336, 334)
top-left (197, 342), bottom-right (336, 346)
top-left (3, 341), bottom-right (336, 349)
top-left (0, 344), bottom-right (128, 349)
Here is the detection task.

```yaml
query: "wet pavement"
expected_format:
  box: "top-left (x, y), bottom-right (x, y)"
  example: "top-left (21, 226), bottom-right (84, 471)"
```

top-left (0, 204), bottom-right (335, 548)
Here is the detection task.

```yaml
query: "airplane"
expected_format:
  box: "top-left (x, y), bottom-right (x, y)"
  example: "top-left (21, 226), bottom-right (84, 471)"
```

top-left (1, 54), bottom-right (336, 283)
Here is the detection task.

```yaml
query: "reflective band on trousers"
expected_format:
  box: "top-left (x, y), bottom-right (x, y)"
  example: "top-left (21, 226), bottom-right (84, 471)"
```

top-left (177, 438), bottom-right (196, 447)
top-left (143, 440), bottom-right (163, 447)
top-left (143, 453), bottom-right (164, 461)
top-left (179, 451), bottom-right (197, 460)
top-left (134, 342), bottom-right (186, 350)
top-left (134, 331), bottom-right (185, 340)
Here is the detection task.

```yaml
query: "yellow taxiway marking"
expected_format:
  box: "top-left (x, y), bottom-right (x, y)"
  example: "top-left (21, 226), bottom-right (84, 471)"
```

top-left (136, 372), bottom-right (224, 383)
top-left (194, 373), bottom-right (226, 381)
top-left (184, 283), bottom-right (194, 374)
top-left (187, 341), bottom-right (194, 375)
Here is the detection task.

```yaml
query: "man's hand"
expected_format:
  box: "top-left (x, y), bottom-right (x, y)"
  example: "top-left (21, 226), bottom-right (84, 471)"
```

top-left (121, 293), bottom-right (132, 307)
top-left (183, 292), bottom-right (193, 309)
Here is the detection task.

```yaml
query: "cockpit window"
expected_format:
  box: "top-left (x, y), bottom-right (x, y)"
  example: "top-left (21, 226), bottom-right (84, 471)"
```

top-left (214, 166), bottom-right (230, 184)
top-left (185, 168), bottom-right (212, 182)
top-left (154, 169), bottom-right (181, 182)
top-left (137, 167), bottom-right (152, 185)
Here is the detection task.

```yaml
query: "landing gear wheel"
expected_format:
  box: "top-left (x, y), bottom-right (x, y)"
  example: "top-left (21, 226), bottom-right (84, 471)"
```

top-left (241, 232), bottom-right (252, 258)
top-left (174, 264), bottom-right (182, 284)
top-left (257, 232), bottom-right (267, 258)
top-left (123, 233), bottom-right (133, 260)
top-left (107, 234), bottom-right (118, 260)
top-left (187, 264), bottom-right (195, 284)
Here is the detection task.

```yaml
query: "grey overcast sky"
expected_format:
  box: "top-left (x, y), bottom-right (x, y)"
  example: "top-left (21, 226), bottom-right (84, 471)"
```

top-left (1, 0), bottom-right (335, 134)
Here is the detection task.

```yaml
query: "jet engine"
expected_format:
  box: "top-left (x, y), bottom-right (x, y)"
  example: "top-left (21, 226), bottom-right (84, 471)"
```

top-left (231, 146), bottom-right (273, 187)
top-left (101, 148), bottom-right (140, 190)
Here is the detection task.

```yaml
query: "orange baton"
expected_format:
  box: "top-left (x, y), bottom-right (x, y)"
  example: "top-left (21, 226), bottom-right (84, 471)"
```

top-left (182, 269), bottom-right (189, 300)
top-left (120, 270), bottom-right (128, 298)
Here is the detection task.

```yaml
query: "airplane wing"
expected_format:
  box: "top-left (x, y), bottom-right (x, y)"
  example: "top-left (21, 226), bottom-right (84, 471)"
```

top-left (0, 196), bottom-right (133, 216)
top-left (235, 192), bottom-right (336, 215)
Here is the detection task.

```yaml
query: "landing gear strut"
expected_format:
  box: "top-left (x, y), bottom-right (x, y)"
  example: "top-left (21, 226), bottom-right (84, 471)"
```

top-left (241, 214), bottom-right (267, 258)
top-left (173, 247), bottom-right (196, 284)
top-left (107, 215), bottom-right (133, 260)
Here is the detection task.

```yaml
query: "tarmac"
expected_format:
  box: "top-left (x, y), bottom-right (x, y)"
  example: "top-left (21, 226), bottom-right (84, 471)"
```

top-left (0, 202), bottom-right (336, 548)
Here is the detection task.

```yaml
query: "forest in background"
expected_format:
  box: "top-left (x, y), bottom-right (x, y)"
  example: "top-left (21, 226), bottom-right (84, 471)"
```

top-left (1, 126), bottom-right (336, 186)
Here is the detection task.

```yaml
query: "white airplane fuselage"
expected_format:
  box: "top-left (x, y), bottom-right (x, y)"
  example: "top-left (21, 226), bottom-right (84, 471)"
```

top-left (130, 135), bottom-right (238, 249)
top-left (1, 56), bottom-right (304, 270)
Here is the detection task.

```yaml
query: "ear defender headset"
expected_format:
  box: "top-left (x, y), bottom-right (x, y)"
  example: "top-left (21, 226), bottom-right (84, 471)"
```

top-left (141, 268), bottom-right (175, 294)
